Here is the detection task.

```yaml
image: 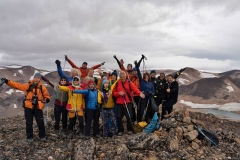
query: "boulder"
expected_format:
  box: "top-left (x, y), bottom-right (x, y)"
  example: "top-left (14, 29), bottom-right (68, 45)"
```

top-left (184, 130), bottom-right (199, 141)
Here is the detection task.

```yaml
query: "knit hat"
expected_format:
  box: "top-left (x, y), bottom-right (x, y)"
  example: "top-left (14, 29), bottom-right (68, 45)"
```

top-left (88, 80), bottom-right (95, 85)
top-left (132, 67), bottom-right (137, 71)
top-left (111, 70), bottom-right (118, 78)
top-left (83, 62), bottom-right (88, 65)
top-left (150, 70), bottom-right (156, 74)
top-left (34, 72), bottom-right (42, 78)
top-left (102, 77), bottom-right (109, 84)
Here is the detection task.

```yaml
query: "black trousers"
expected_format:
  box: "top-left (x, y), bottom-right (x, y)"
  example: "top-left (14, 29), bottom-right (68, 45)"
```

top-left (137, 98), bottom-right (151, 123)
top-left (54, 105), bottom-right (68, 130)
top-left (132, 96), bottom-right (140, 122)
top-left (24, 107), bottom-right (45, 139)
top-left (116, 103), bottom-right (133, 132)
top-left (68, 116), bottom-right (84, 131)
top-left (85, 109), bottom-right (99, 136)
top-left (165, 99), bottom-right (175, 114)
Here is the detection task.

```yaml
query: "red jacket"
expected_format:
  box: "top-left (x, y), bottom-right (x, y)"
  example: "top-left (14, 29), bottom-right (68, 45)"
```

top-left (113, 80), bottom-right (141, 104)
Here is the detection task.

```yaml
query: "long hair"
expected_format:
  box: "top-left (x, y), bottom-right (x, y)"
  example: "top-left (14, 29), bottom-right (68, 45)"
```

top-left (143, 72), bottom-right (150, 82)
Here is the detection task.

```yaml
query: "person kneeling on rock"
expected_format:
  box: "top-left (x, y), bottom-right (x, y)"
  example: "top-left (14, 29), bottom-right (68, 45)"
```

top-left (1, 73), bottom-right (50, 142)
top-left (73, 80), bottom-right (101, 140)
top-left (58, 76), bottom-right (85, 139)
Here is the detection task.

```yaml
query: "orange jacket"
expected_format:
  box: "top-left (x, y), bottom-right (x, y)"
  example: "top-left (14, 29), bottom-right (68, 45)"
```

top-left (7, 80), bottom-right (50, 110)
top-left (67, 58), bottom-right (101, 78)
top-left (120, 65), bottom-right (140, 91)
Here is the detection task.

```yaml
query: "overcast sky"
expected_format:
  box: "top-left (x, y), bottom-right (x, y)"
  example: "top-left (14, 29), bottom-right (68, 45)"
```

top-left (0, 0), bottom-right (240, 72)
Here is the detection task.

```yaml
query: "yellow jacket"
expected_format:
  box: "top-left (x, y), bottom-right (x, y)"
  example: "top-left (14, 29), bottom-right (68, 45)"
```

top-left (59, 85), bottom-right (85, 111)
top-left (100, 80), bottom-right (118, 109)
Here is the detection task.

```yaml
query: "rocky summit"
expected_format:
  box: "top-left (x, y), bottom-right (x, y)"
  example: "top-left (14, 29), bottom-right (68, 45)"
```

top-left (0, 108), bottom-right (240, 160)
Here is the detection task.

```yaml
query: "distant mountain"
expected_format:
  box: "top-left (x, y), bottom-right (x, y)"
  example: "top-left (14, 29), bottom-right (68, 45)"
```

top-left (1, 65), bottom-right (240, 117)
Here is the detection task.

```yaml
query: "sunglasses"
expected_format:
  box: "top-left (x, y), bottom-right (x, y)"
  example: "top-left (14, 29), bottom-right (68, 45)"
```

top-left (74, 79), bottom-right (79, 81)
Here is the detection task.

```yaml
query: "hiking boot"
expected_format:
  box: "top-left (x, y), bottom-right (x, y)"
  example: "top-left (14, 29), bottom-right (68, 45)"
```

top-left (128, 131), bottom-right (133, 135)
top-left (118, 132), bottom-right (123, 136)
top-left (67, 131), bottom-right (73, 139)
top-left (40, 138), bottom-right (46, 142)
top-left (61, 130), bottom-right (67, 138)
top-left (27, 139), bottom-right (33, 143)
top-left (55, 130), bottom-right (60, 138)
top-left (85, 136), bottom-right (90, 140)
top-left (94, 134), bottom-right (100, 138)
top-left (79, 130), bottom-right (84, 139)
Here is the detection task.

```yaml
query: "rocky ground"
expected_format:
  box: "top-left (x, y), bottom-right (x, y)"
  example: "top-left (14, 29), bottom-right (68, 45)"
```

top-left (0, 108), bottom-right (240, 160)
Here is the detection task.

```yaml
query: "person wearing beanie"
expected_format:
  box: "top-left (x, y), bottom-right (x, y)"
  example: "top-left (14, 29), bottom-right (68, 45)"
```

top-left (1, 73), bottom-right (50, 142)
top-left (74, 79), bottom-right (101, 139)
top-left (58, 76), bottom-right (85, 139)
top-left (64, 55), bottom-right (105, 79)
top-left (96, 69), bottom-right (112, 90)
top-left (41, 76), bottom-right (69, 138)
top-left (150, 70), bottom-right (157, 84)
top-left (100, 77), bottom-right (117, 138)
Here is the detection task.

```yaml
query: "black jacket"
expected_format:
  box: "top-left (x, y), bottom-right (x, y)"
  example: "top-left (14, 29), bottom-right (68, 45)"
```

top-left (166, 81), bottom-right (179, 104)
top-left (154, 77), bottom-right (167, 100)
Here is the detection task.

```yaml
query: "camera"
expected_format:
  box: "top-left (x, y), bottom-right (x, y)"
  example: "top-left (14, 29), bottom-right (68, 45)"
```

top-left (32, 95), bottom-right (38, 105)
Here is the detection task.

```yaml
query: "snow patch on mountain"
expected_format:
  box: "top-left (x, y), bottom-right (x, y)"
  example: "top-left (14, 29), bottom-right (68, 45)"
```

top-left (178, 78), bottom-right (190, 84)
top-left (226, 83), bottom-right (234, 92)
top-left (13, 73), bottom-right (16, 76)
top-left (200, 72), bottom-right (218, 78)
top-left (30, 70), bottom-right (39, 80)
top-left (14, 104), bottom-right (17, 109)
top-left (18, 70), bottom-right (24, 75)
top-left (5, 65), bottom-right (22, 68)
top-left (6, 89), bottom-right (14, 94)
top-left (15, 90), bottom-right (24, 94)
top-left (180, 100), bottom-right (240, 111)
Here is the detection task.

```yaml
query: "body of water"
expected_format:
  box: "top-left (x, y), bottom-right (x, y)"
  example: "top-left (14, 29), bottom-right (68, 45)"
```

top-left (204, 108), bottom-right (240, 121)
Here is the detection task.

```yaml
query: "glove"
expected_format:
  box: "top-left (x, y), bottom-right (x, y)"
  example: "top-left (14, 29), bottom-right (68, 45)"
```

top-left (101, 62), bottom-right (105, 66)
top-left (1, 78), bottom-right (8, 84)
top-left (113, 55), bottom-right (117, 59)
top-left (55, 60), bottom-right (61, 66)
top-left (179, 68), bottom-right (186, 73)
top-left (46, 98), bottom-right (50, 103)
top-left (65, 55), bottom-right (68, 61)
top-left (142, 54), bottom-right (147, 60)
top-left (134, 60), bottom-right (138, 67)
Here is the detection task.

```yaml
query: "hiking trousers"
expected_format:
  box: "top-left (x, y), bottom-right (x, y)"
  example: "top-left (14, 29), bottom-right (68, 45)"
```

top-left (54, 105), bottom-right (68, 130)
top-left (116, 103), bottom-right (133, 132)
top-left (85, 108), bottom-right (99, 136)
top-left (137, 98), bottom-right (151, 123)
top-left (102, 108), bottom-right (117, 137)
top-left (24, 107), bottom-right (45, 139)
top-left (165, 99), bottom-right (175, 114)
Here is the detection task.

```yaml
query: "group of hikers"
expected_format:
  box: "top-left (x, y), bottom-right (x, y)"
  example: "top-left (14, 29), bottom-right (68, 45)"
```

top-left (0, 54), bottom-right (184, 142)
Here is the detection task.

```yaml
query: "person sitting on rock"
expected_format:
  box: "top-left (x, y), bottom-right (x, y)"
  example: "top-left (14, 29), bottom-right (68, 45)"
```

top-left (1, 73), bottom-right (50, 142)
top-left (113, 71), bottom-right (145, 136)
top-left (58, 76), bottom-right (85, 139)
top-left (73, 80), bottom-right (101, 140)
top-left (166, 74), bottom-right (179, 114)
top-left (41, 75), bottom-right (69, 138)
top-left (65, 55), bottom-right (105, 79)
top-left (55, 59), bottom-right (81, 83)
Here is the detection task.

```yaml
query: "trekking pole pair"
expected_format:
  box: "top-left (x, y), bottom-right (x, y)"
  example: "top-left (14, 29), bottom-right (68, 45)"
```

top-left (122, 97), bottom-right (135, 132)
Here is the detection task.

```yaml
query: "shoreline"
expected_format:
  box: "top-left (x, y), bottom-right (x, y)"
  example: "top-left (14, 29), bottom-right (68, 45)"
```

top-left (179, 104), bottom-right (240, 122)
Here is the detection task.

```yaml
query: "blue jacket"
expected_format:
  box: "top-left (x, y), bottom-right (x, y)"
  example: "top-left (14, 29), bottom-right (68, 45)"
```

top-left (74, 89), bottom-right (101, 110)
top-left (136, 67), bottom-right (155, 95)
top-left (57, 66), bottom-right (72, 82)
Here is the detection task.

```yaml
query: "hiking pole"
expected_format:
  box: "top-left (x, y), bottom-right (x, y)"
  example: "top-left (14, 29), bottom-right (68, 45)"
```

top-left (142, 98), bottom-right (150, 122)
top-left (63, 55), bottom-right (67, 71)
top-left (123, 97), bottom-right (135, 131)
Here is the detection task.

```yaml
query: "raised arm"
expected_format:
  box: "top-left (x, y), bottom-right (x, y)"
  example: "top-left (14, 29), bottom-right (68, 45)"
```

top-left (58, 85), bottom-right (70, 92)
top-left (41, 76), bottom-right (54, 88)
top-left (55, 60), bottom-right (72, 82)
top-left (173, 68), bottom-right (186, 79)
top-left (67, 56), bottom-right (79, 69)
top-left (91, 63), bottom-right (103, 70)
top-left (135, 61), bottom-right (143, 82)
top-left (7, 80), bottom-right (29, 92)
top-left (113, 55), bottom-right (121, 69)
